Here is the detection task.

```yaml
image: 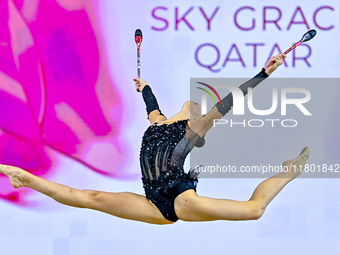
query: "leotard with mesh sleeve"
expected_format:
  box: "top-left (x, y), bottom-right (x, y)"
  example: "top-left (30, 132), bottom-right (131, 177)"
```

top-left (139, 68), bottom-right (269, 222)
top-left (139, 119), bottom-right (200, 222)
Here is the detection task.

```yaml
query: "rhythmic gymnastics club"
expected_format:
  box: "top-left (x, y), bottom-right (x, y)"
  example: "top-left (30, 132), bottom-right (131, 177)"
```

top-left (135, 29), bottom-right (143, 92)
top-left (264, 29), bottom-right (317, 71)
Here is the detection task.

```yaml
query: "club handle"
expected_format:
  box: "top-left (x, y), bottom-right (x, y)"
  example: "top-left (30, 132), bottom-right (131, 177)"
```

top-left (135, 29), bottom-right (143, 92)
top-left (136, 46), bottom-right (140, 92)
top-left (264, 40), bottom-right (302, 70)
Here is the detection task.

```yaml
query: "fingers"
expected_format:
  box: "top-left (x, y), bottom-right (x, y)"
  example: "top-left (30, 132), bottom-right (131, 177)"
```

top-left (133, 78), bottom-right (141, 85)
top-left (265, 53), bottom-right (287, 75)
top-left (268, 55), bottom-right (276, 62)
top-left (133, 78), bottom-right (147, 92)
top-left (133, 78), bottom-right (145, 83)
top-left (133, 78), bottom-right (142, 92)
top-left (275, 56), bottom-right (283, 65)
top-left (267, 53), bottom-right (286, 66)
top-left (269, 53), bottom-right (285, 60)
top-left (275, 53), bottom-right (286, 65)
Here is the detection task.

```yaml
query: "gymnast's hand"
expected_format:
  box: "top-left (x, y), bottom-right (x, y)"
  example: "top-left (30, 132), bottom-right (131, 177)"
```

top-left (134, 78), bottom-right (148, 92)
top-left (265, 53), bottom-right (286, 76)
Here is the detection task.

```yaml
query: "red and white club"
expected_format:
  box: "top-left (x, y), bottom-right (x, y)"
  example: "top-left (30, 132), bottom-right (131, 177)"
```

top-left (135, 29), bottom-right (143, 91)
top-left (264, 29), bottom-right (317, 71)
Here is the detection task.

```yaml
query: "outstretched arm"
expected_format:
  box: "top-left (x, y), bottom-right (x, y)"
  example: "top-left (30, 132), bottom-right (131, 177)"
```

top-left (188, 53), bottom-right (286, 137)
top-left (134, 78), bottom-right (166, 125)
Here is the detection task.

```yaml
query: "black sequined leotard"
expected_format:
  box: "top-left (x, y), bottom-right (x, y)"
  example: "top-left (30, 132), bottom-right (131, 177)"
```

top-left (139, 68), bottom-right (269, 222)
top-left (140, 119), bottom-right (200, 222)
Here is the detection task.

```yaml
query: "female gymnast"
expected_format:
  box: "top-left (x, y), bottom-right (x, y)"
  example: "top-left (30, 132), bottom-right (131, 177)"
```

top-left (0, 53), bottom-right (309, 225)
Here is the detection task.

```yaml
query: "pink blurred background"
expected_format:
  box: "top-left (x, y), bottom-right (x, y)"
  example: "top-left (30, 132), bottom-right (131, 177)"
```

top-left (0, 0), bottom-right (132, 204)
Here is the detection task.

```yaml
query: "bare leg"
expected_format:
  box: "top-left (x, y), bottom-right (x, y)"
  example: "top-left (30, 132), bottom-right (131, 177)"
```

top-left (0, 164), bottom-right (173, 225)
top-left (175, 147), bottom-right (309, 221)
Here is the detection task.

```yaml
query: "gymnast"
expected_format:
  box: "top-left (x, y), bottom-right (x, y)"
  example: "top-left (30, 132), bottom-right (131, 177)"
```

top-left (0, 53), bottom-right (309, 224)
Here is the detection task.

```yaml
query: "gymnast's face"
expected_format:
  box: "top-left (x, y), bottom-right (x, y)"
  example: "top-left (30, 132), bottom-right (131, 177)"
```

top-left (181, 100), bottom-right (202, 120)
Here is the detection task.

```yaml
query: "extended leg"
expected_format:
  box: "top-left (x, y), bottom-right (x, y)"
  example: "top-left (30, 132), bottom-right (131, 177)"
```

top-left (0, 164), bottom-right (173, 225)
top-left (175, 147), bottom-right (309, 221)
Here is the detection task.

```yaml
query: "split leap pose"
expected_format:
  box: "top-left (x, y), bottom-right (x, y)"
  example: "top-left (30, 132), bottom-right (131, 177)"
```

top-left (0, 53), bottom-right (309, 224)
